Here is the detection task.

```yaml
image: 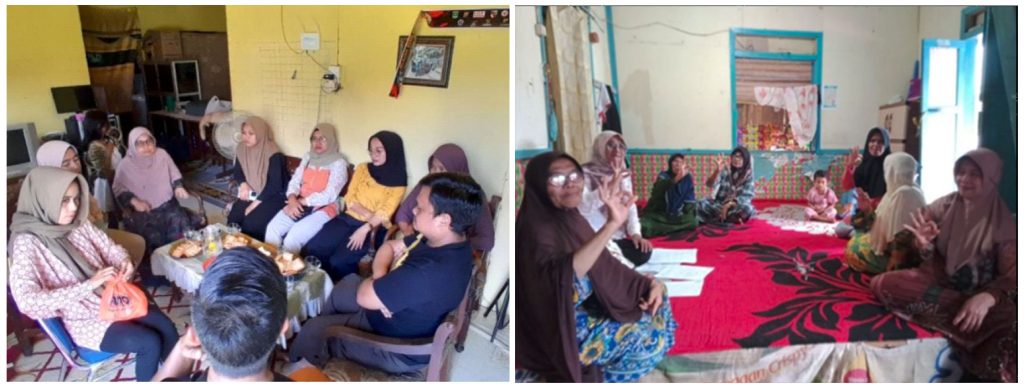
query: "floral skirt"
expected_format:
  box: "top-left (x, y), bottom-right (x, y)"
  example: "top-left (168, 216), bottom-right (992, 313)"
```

top-left (575, 275), bottom-right (677, 382)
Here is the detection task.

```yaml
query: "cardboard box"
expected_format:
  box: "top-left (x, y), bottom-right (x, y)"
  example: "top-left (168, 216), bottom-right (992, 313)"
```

top-left (180, 31), bottom-right (232, 101)
top-left (144, 30), bottom-right (183, 62)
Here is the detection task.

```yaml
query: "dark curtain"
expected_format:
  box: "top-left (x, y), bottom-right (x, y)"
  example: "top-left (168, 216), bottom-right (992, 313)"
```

top-left (979, 6), bottom-right (1017, 213)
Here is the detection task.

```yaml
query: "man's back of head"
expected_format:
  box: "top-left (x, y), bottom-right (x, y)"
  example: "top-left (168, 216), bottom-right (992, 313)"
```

top-left (192, 247), bottom-right (287, 379)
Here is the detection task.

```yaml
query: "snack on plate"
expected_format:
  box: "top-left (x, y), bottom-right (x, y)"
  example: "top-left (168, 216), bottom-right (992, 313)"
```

top-left (171, 240), bottom-right (203, 258)
top-left (222, 234), bottom-right (250, 249)
top-left (274, 252), bottom-right (305, 276)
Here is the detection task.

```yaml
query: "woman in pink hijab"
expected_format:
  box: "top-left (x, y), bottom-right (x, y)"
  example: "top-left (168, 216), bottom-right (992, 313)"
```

top-left (871, 148), bottom-right (1016, 381)
top-left (113, 127), bottom-right (201, 256)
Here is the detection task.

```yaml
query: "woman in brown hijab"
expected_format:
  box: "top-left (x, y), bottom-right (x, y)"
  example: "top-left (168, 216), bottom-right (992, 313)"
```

top-left (871, 148), bottom-right (1016, 381)
top-left (516, 152), bottom-right (676, 382)
top-left (226, 116), bottom-right (289, 240)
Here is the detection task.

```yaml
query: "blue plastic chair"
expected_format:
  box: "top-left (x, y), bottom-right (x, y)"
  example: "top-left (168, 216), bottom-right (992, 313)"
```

top-left (37, 318), bottom-right (134, 382)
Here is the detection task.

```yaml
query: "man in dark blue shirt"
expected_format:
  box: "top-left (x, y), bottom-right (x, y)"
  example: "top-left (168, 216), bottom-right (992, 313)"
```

top-left (289, 172), bottom-right (485, 374)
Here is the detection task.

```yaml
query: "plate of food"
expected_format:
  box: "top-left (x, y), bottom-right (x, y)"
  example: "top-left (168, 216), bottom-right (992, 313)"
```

top-left (222, 233), bottom-right (251, 249)
top-left (275, 252), bottom-right (306, 277)
top-left (170, 239), bottom-right (204, 259)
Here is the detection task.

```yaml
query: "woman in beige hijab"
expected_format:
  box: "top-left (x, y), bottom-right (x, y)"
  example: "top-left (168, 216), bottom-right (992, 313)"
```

top-left (871, 148), bottom-right (1016, 381)
top-left (226, 116), bottom-right (289, 240)
top-left (844, 152), bottom-right (926, 274)
top-left (35, 140), bottom-right (145, 266)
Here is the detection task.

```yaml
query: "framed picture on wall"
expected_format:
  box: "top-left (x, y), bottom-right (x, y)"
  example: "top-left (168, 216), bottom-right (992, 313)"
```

top-left (397, 36), bottom-right (455, 88)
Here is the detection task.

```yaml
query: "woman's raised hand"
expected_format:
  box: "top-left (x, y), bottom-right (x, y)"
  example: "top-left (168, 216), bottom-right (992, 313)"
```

top-left (903, 209), bottom-right (939, 249)
top-left (599, 171), bottom-right (635, 228)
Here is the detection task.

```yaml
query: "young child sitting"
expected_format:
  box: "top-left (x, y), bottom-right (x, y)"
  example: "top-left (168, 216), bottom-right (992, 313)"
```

top-left (805, 170), bottom-right (839, 223)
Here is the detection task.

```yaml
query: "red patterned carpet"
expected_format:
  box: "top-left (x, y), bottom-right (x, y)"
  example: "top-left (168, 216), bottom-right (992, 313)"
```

top-left (653, 201), bottom-right (940, 355)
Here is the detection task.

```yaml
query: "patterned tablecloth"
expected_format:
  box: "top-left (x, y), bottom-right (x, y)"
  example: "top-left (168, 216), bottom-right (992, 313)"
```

top-left (150, 224), bottom-right (334, 348)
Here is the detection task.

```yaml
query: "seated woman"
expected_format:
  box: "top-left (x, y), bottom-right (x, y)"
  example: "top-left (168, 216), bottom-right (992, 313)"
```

top-left (265, 124), bottom-right (349, 254)
top-left (517, 152), bottom-right (676, 383)
top-left (81, 110), bottom-right (121, 219)
top-left (844, 153), bottom-right (926, 274)
top-left (579, 131), bottom-right (652, 266)
top-left (640, 153), bottom-right (697, 237)
top-left (394, 143), bottom-right (494, 254)
top-left (9, 167), bottom-right (179, 381)
top-left (871, 148), bottom-right (1016, 381)
top-left (836, 127), bottom-right (891, 237)
top-left (226, 116), bottom-right (289, 241)
top-left (36, 141), bottom-right (145, 266)
top-left (696, 146), bottom-right (756, 224)
top-left (305, 130), bottom-right (407, 282)
top-left (112, 128), bottom-right (200, 255)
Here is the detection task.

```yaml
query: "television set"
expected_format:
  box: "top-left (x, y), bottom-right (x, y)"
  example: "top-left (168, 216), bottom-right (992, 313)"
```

top-left (8, 123), bottom-right (40, 178)
top-left (51, 85), bottom-right (97, 114)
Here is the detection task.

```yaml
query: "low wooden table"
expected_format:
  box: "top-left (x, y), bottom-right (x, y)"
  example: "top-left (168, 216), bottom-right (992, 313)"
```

top-left (150, 224), bottom-right (334, 348)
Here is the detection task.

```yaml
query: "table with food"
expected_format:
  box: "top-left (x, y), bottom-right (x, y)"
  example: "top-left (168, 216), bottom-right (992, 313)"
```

top-left (151, 224), bottom-right (334, 348)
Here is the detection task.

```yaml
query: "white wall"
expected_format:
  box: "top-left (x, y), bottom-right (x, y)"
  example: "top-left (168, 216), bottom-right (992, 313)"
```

top-left (515, 6), bottom-right (549, 151)
top-left (588, 6), bottom-right (613, 85)
top-left (610, 6), bottom-right (923, 150)
top-left (918, 6), bottom-right (966, 41)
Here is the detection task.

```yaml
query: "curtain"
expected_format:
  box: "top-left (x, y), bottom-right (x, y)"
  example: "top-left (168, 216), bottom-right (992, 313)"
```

top-left (79, 6), bottom-right (142, 114)
top-left (979, 6), bottom-right (1017, 213)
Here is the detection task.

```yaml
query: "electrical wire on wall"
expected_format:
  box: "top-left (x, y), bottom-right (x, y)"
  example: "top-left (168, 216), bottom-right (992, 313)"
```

top-left (578, 6), bottom-right (731, 38)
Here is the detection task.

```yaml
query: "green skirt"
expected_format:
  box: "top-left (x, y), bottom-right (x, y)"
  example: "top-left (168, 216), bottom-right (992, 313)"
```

top-left (641, 202), bottom-right (698, 238)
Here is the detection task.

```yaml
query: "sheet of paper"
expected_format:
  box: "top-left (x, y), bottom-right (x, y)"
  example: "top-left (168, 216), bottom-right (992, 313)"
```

top-left (648, 248), bottom-right (697, 264)
top-left (656, 265), bottom-right (714, 281)
top-left (665, 280), bottom-right (704, 297)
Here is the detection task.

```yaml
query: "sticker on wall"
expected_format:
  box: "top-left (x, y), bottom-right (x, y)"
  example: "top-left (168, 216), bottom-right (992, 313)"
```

top-left (425, 9), bottom-right (510, 28)
top-left (822, 85), bottom-right (838, 109)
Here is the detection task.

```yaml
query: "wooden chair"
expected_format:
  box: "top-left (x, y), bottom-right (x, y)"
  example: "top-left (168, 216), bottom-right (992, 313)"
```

top-left (324, 266), bottom-right (477, 381)
top-left (454, 195), bottom-right (501, 352)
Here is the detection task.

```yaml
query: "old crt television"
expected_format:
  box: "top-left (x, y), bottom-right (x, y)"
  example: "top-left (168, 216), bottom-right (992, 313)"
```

top-left (8, 123), bottom-right (40, 178)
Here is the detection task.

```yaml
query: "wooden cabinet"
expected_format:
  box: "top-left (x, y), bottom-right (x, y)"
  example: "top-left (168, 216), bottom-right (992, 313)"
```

top-left (878, 101), bottom-right (921, 160)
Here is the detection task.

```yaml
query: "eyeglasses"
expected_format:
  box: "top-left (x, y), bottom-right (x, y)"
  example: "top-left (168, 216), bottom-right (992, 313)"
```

top-left (310, 136), bottom-right (328, 144)
top-left (548, 171), bottom-right (583, 188)
top-left (135, 138), bottom-right (155, 147)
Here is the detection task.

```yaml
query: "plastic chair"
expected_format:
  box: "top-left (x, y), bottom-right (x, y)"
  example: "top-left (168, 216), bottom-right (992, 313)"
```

top-left (37, 318), bottom-right (134, 382)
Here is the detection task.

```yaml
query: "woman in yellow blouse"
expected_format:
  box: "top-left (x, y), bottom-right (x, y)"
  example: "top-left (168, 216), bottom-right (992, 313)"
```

top-left (305, 130), bottom-right (407, 281)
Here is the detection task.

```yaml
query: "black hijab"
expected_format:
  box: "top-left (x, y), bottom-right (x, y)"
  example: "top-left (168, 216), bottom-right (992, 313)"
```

top-left (516, 151), bottom-right (652, 382)
top-left (730, 146), bottom-right (753, 189)
top-left (367, 130), bottom-right (408, 187)
top-left (853, 127), bottom-right (891, 198)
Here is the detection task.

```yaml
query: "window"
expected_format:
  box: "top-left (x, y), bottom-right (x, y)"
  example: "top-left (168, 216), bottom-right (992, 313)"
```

top-left (731, 29), bottom-right (822, 152)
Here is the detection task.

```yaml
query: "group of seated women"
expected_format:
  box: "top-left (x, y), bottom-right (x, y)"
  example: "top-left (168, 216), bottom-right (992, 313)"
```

top-left (9, 112), bottom-right (496, 380)
top-left (517, 127), bottom-right (1015, 382)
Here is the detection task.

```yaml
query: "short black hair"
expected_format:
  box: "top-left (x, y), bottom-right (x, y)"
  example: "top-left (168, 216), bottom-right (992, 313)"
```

top-left (813, 170), bottom-right (827, 180)
top-left (417, 172), bottom-right (485, 235)
top-left (191, 247), bottom-right (287, 378)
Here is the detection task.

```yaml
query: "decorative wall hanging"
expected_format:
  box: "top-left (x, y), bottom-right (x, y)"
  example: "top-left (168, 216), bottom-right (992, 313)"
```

top-left (396, 36), bottom-right (455, 89)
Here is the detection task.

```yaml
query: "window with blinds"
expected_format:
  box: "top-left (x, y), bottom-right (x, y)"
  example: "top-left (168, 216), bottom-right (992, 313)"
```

top-left (731, 30), bottom-right (821, 152)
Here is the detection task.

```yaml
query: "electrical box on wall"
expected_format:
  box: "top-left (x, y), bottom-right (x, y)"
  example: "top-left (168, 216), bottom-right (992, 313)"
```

top-left (301, 33), bottom-right (320, 51)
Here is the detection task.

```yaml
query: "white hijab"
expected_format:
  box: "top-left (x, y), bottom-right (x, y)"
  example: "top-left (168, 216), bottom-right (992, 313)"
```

top-left (869, 153), bottom-right (926, 254)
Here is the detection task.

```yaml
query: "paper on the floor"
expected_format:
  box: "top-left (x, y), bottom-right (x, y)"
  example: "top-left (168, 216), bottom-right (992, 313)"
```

top-left (648, 248), bottom-right (697, 264)
top-left (665, 280), bottom-right (704, 297)
top-left (655, 264), bottom-right (714, 281)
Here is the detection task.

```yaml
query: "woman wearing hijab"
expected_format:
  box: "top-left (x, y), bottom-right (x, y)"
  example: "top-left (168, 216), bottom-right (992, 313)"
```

top-left (517, 151), bottom-right (676, 383)
top-left (578, 131), bottom-right (652, 267)
top-left (696, 146), bottom-right (756, 224)
top-left (836, 127), bottom-right (892, 237)
top-left (265, 124), bottom-right (349, 254)
top-left (394, 143), bottom-right (494, 253)
top-left (9, 167), bottom-right (179, 381)
top-left (36, 141), bottom-right (145, 267)
top-left (305, 130), bottom-right (408, 281)
top-left (844, 153), bottom-right (927, 274)
top-left (640, 153), bottom-right (698, 237)
top-left (113, 127), bottom-right (200, 255)
top-left (226, 116), bottom-right (289, 240)
top-left (871, 148), bottom-right (1016, 381)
